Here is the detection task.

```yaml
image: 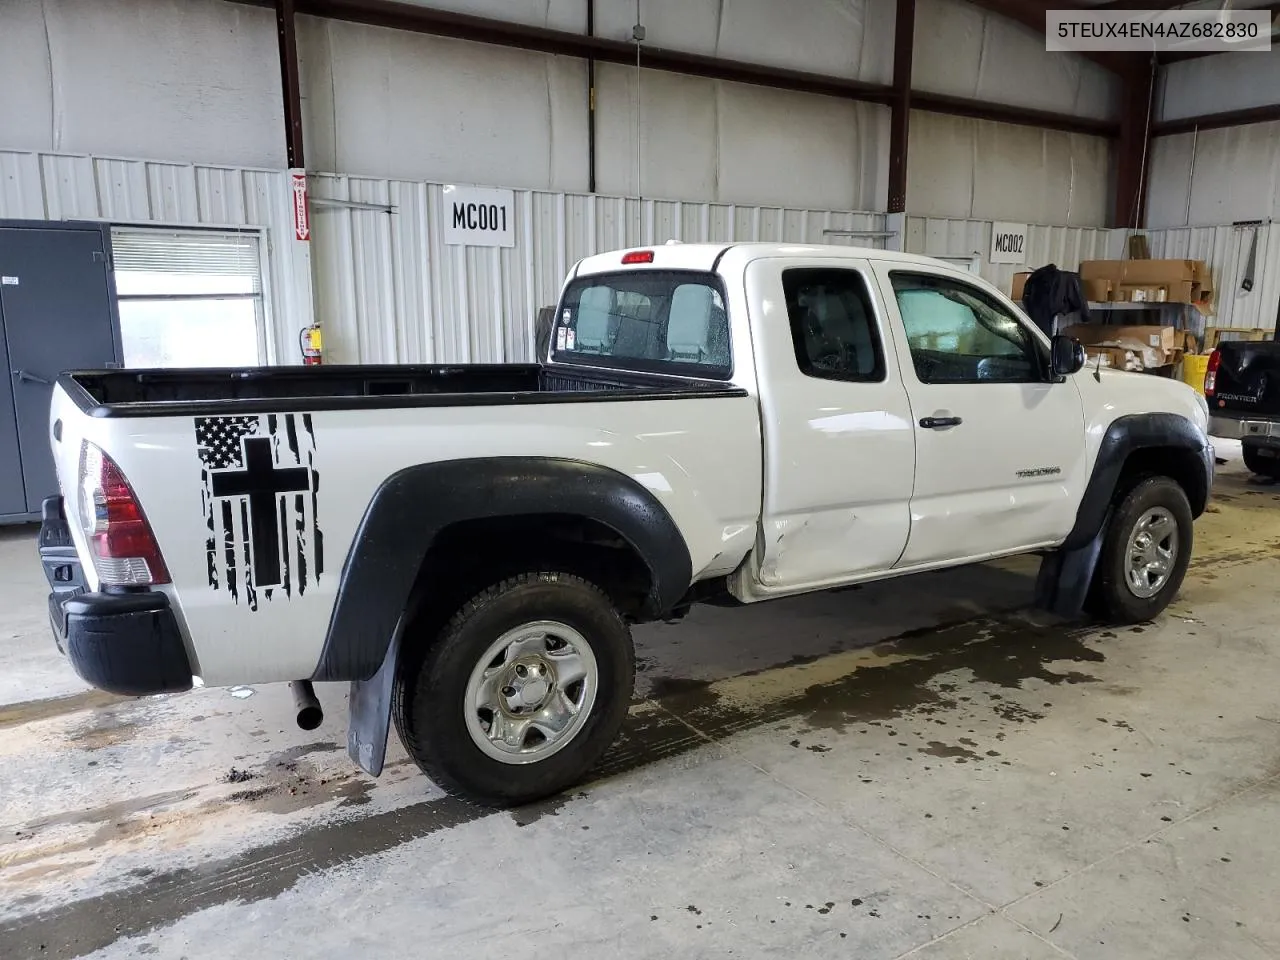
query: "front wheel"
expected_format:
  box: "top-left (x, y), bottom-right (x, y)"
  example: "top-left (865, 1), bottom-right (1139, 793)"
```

top-left (393, 571), bottom-right (634, 806)
top-left (1091, 476), bottom-right (1194, 624)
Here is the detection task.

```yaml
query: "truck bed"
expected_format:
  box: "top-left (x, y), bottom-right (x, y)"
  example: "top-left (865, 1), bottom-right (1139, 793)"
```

top-left (59, 364), bottom-right (744, 417)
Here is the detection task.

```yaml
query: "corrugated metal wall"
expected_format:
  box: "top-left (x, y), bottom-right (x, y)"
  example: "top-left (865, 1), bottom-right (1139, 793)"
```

top-left (5, 149), bottom-right (1274, 362)
top-left (309, 174), bottom-right (886, 364)
top-left (903, 216), bottom-right (1116, 296)
top-left (1142, 222), bottom-right (1280, 333)
top-left (0, 149), bottom-right (311, 364)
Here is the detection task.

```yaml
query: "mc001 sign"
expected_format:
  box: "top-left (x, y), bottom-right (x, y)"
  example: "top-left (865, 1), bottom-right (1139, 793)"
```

top-left (444, 186), bottom-right (516, 248)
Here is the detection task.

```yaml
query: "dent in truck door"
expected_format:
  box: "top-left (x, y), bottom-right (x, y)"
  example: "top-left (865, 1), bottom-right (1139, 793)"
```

top-left (874, 267), bottom-right (1087, 567)
top-left (745, 259), bottom-right (916, 590)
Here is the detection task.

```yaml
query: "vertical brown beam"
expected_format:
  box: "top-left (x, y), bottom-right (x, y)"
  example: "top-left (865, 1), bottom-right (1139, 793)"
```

top-left (1112, 59), bottom-right (1156, 230)
top-left (277, 0), bottom-right (306, 169)
top-left (587, 0), bottom-right (596, 193)
top-left (887, 0), bottom-right (915, 214)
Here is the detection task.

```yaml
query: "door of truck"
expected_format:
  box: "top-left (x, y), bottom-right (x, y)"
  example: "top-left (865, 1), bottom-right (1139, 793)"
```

top-left (871, 264), bottom-right (1086, 567)
top-left (746, 258), bottom-right (916, 590)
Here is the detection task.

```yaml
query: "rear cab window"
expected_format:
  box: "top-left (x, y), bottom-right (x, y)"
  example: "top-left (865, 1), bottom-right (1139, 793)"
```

top-left (551, 270), bottom-right (732, 379)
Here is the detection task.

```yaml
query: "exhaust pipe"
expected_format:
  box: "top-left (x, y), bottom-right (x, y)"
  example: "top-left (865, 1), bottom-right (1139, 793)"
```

top-left (290, 680), bottom-right (323, 731)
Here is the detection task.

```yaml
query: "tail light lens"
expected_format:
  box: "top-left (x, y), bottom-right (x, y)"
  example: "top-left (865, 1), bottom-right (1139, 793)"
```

top-left (1204, 348), bottom-right (1221, 397)
top-left (77, 443), bottom-right (170, 586)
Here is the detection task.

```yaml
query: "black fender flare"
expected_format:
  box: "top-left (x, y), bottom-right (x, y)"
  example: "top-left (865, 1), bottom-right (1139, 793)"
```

top-left (1062, 412), bottom-right (1212, 551)
top-left (1037, 412), bottom-right (1212, 618)
top-left (311, 456), bottom-right (693, 684)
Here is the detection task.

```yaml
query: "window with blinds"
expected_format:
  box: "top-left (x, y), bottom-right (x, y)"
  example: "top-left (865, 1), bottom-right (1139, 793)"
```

top-left (111, 229), bottom-right (267, 369)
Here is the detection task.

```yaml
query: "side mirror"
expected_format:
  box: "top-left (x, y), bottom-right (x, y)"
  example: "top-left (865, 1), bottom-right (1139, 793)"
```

top-left (1050, 335), bottom-right (1087, 377)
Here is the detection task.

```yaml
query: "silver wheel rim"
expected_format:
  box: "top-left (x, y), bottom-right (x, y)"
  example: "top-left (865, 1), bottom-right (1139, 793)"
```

top-left (1124, 506), bottom-right (1179, 599)
top-left (463, 620), bottom-right (599, 765)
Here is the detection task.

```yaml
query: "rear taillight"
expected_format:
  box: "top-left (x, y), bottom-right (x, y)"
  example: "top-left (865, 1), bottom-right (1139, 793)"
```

top-left (78, 443), bottom-right (170, 586)
top-left (621, 250), bottom-right (655, 264)
top-left (1204, 348), bottom-right (1221, 397)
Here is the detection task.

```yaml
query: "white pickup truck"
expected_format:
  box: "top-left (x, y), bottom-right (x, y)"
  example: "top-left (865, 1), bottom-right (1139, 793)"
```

top-left (39, 243), bottom-right (1213, 805)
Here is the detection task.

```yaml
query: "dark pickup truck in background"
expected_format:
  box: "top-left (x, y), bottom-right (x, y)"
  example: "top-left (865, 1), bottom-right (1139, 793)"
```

top-left (1207, 340), bottom-right (1280, 478)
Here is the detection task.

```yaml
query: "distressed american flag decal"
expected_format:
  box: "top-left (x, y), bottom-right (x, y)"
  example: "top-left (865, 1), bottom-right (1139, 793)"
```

top-left (196, 413), bottom-right (324, 611)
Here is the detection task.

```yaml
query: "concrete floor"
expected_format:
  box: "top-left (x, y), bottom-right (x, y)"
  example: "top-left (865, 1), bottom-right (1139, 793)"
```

top-left (2, 441), bottom-right (1278, 960)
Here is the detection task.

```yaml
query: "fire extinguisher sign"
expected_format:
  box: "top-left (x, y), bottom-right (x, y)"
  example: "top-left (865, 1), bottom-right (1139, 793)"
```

top-left (291, 170), bottom-right (311, 242)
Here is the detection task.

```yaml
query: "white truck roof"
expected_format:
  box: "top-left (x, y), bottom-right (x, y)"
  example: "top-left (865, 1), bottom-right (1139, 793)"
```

top-left (572, 242), bottom-right (971, 278)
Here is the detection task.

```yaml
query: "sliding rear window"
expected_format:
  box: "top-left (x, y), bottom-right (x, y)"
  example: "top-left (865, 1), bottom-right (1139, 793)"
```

top-left (551, 270), bottom-right (732, 380)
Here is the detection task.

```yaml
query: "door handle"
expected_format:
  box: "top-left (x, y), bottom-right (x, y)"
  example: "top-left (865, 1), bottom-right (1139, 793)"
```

top-left (14, 370), bottom-right (52, 386)
top-left (920, 415), bottom-right (962, 429)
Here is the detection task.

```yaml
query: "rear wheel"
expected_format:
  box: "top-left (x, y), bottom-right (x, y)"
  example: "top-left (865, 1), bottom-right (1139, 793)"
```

top-left (393, 571), bottom-right (634, 806)
top-left (1091, 476), bottom-right (1193, 624)
top-left (1242, 442), bottom-right (1280, 480)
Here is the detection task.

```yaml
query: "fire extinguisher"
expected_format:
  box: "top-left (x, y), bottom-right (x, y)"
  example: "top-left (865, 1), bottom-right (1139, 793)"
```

top-left (299, 324), bottom-right (323, 366)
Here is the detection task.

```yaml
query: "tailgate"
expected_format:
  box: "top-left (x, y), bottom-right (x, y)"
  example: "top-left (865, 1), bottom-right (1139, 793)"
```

top-left (1214, 341), bottom-right (1280, 415)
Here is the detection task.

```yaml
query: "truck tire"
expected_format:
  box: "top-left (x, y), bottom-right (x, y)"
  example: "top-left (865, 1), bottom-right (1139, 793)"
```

top-left (1242, 442), bottom-right (1280, 480)
top-left (393, 571), bottom-right (634, 806)
top-left (1091, 476), bottom-right (1193, 625)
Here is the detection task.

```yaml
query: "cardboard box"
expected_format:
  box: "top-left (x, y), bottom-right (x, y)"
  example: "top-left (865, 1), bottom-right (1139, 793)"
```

top-left (1079, 259), bottom-right (1206, 304)
top-left (1064, 323), bottom-right (1178, 351)
top-left (1111, 281), bottom-right (1195, 304)
top-left (1114, 324), bottom-right (1179, 352)
top-left (1063, 323), bottom-right (1180, 370)
top-left (1011, 271), bottom-right (1031, 301)
top-left (1083, 344), bottom-right (1131, 370)
top-left (1082, 277), bottom-right (1111, 302)
top-left (1126, 259), bottom-right (1197, 285)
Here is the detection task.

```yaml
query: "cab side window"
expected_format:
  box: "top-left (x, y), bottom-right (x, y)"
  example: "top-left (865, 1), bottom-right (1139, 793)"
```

top-left (889, 272), bottom-right (1044, 385)
top-left (782, 268), bottom-right (885, 382)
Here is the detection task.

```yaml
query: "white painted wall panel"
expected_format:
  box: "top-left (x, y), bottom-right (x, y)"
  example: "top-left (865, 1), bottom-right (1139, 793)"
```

top-left (595, 65), bottom-right (889, 209)
top-left (904, 215), bottom-right (1115, 295)
top-left (1147, 124), bottom-right (1280, 229)
top-left (0, 1), bottom-right (54, 154)
top-left (308, 174), bottom-right (885, 365)
top-left (298, 18), bottom-right (589, 191)
top-left (908, 111), bottom-right (1110, 226)
top-left (0, 0), bottom-right (283, 169)
top-left (0, 150), bottom-right (312, 365)
top-left (1157, 50), bottom-right (1280, 122)
top-left (912, 0), bottom-right (1118, 121)
top-left (595, 0), bottom-right (894, 84)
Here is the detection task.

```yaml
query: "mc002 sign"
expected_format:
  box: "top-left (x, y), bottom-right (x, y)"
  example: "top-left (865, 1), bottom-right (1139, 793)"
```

top-left (989, 222), bottom-right (1029, 265)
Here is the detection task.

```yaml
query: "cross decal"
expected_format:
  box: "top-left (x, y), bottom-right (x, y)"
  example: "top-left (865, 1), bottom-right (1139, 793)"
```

top-left (211, 437), bottom-right (311, 587)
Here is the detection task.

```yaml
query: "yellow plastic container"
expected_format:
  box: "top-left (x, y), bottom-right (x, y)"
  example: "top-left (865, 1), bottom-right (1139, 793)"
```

top-left (1183, 353), bottom-right (1209, 395)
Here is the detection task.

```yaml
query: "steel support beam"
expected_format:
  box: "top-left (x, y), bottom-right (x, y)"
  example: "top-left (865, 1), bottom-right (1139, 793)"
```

top-left (276, 0), bottom-right (306, 169)
top-left (1113, 59), bottom-right (1156, 228)
top-left (1153, 102), bottom-right (1280, 136)
top-left (229, 0), bottom-right (1118, 138)
top-left (586, 0), bottom-right (597, 193)
top-left (887, 0), bottom-right (915, 214)
top-left (910, 91), bottom-right (1119, 137)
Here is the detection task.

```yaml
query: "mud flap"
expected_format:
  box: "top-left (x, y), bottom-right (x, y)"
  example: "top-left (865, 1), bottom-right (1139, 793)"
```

top-left (1034, 519), bottom-right (1108, 620)
top-left (347, 631), bottom-right (400, 777)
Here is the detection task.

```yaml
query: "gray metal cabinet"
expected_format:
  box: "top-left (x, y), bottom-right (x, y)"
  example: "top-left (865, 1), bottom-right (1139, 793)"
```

top-left (0, 221), bottom-right (121, 523)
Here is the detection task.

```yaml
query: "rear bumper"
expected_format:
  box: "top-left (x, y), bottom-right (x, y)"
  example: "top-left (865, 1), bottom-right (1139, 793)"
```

top-left (49, 591), bottom-right (194, 697)
top-left (39, 495), bottom-right (192, 696)
top-left (1209, 414), bottom-right (1280, 444)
